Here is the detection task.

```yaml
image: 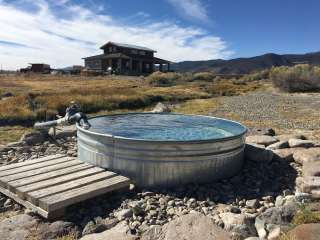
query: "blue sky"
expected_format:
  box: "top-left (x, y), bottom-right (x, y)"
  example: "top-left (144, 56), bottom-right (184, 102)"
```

top-left (0, 0), bottom-right (319, 69)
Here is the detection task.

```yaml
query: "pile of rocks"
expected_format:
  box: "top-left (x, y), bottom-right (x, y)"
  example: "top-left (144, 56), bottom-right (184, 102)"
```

top-left (0, 131), bottom-right (77, 166)
top-left (0, 127), bottom-right (319, 240)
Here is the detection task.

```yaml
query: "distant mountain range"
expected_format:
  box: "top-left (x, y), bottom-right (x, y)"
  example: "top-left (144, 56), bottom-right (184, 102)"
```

top-left (172, 51), bottom-right (320, 74)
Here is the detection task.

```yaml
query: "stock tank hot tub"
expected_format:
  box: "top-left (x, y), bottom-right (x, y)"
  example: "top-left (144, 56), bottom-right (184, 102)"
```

top-left (77, 113), bottom-right (247, 187)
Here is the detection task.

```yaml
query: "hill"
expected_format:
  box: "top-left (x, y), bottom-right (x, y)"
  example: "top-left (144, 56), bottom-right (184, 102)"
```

top-left (172, 51), bottom-right (320, 74)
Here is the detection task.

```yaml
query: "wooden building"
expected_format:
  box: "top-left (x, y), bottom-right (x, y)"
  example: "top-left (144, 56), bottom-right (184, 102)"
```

top-left (83, 42), bottom-right (171, 75)
top-left (20, 63), bottom-right (51, 74)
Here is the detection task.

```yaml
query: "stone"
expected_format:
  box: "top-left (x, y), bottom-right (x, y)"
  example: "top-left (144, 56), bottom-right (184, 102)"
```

top-left (254, 217), bottom-right (267, 239)
top-left (0, 214), bottom-right (38, 240)
top-left (303, 161), bottom-right (320, 177)
top-left (246, 135), bottom-right (278, 146)
top-left (104, 218), bottom-right (119, 229)
top-left (3, 198), bottom-right (12, 208)
top-left (115, 209), bottom-right (133, 220)
top-left (272, 148), bottom-right (299, 162)
top-left (293, 148), bottom-right (320, 164)
top-left (266, 140), bottom-right (289, 150)
top-left (245, 143), bottom-right (274, 163)
top-left (80, 221), bottom-right (137, 240)
top-left (38, 221), bottom-right (78, 239)
top-left (219, 212), bottom-right (256, 237)
top-left (295, 192), bottom-right (312, 202)
top-left (244, 238), bottom-right (260, 240)
top-left (20, 131), bottom-right (45, 145)
top-left (288, 139), bottom-right (315, 148)
top-left (286, 223), bottom-right (320, 240)
top-left (248, 128), bottom-right (275, 136)
top-left (275, 134), bottom-right (306, 142)
top-left (254, 204), bottom-right (298, 239)
top-left (151, 102), bottom-right (171, 113)
top-left (275, 196), bottom-right (284, 207)
top-left (82, 221), bottom-right (107, 235)
top-left (246, 199), bottom-right (259, 209)
top-left (267, 225), bottom-right (281, 240)
top-left (141, 213), bottom-right (231, 240)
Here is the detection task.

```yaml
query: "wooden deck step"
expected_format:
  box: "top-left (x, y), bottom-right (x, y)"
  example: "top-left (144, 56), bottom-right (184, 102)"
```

top-left (0, 155), bottom-right (131, 219)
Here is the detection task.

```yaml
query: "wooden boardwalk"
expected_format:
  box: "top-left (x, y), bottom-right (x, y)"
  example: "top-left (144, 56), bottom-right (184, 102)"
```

top-left (0, 154), bottom-right (131, 219)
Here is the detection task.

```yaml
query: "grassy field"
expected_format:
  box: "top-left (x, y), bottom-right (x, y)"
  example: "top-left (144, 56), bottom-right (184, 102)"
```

top-left (0, 73), bottom-right (265, 144)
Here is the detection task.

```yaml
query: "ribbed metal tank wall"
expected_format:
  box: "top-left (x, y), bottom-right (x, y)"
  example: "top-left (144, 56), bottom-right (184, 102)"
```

top-left (77, 120), bottom-right (246, 187)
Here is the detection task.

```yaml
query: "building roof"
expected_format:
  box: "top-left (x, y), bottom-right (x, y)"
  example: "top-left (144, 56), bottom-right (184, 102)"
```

top-left (100, 41), bottom-right (156, 52)
top-left (83, 53), bottom-right (131, 60)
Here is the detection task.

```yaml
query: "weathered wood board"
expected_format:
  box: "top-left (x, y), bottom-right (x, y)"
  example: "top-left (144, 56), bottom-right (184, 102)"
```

top-left (0, 154), bottom-right (131, 219)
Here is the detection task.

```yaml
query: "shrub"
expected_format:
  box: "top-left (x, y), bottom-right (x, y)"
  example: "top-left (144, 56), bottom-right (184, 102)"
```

top-left (192, 72), bottom-right (216, 81)
top-left (270, 64), bottom-right (320, 92)
top-left (241, 70), bottom-right (270, 82)
top-left (147, 71), bottom-right (181, 87)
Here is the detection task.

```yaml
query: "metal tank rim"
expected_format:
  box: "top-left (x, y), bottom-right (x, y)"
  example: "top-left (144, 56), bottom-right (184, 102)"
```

top-left (76, 112), bottom-right (248, 143)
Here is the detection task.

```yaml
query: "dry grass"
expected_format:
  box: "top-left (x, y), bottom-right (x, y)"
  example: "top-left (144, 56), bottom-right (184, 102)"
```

top-left (292, 206), bottom-right (320, 226)
top-left (0, 73), bottom-right (265, 143)
top-left (174, 98), bottom-right (220, 115)
top-left (0, 74), bottom-right (264, 126)
top-left (0, 126), bottom-right (31, 144)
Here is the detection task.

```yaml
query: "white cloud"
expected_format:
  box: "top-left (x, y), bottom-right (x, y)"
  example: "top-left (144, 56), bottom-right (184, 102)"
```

top-left (0, 0), bottom-right (233, 70)
top-left (167, 0), bottom-right (208, 21)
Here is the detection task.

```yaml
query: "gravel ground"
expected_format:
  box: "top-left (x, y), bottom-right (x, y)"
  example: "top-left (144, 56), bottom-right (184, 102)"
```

top-left (211, 92), bottom-right (320, 130)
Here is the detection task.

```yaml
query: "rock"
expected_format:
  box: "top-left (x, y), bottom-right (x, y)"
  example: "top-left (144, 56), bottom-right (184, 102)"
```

top-left (245, 143), bottom-right (274, 163)
top-left (80, 221), bottom-right (137, 240)
top-left (303, 161), bottom-right (320, 177)
top-left (141, 213), bottom-right (231, 240)
top-left (254, 204), bottom-right (298, 239)
top-left (288, 139), bottom-right (315, 148)
top-left (82, 221), bottom-right (107, 235)
top-left (246, 135), bottom-right (278, 146)
top-left (295, 192), bottom-right (312, 202)
top-left (244, 238), bottom-right (260, 240)
top-left (246, 199), bottom-right (259, 209)
top-left (20, 131), bottom-right (45, 145)
top-left (275, 134), bottom-right (306, 142)
top-left (104, 218), bottom-right (119, 229)
top-left (220, 212), bottom-right (248, 227)
top-left (266, 140), bottom-right (289, 150)
top-left (254, 217), bottom-right (267, 239)
top-left (0, 214), bottom-right (38, 240)
top-left (267, 225), bottom-right (281, 240)
top-left (275, 196), bottom-right (284, 207)
top-left (151, 102), bottom-right (171, 113)
top-left (248, 128), bottom-right (275, 136)
top-left (38, 221), bottom-right (78, 239)
top-left (286, 223), bottom-right (320, 240)
top-left (293, 148), bottom-right (320, 164)
top-left (272, 148), bottom-right (300, 162)
top-left (115, 209), bottom-right (133, 220)
top-left (3, 198), bottom-right (12, 208)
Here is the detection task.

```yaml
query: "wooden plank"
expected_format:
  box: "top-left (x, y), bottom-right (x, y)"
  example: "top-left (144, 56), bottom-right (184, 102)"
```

top-left (39, 175), bottom-right (130, 211)
top-left (0, 157), bottom-right (73, 177)
top-left (8, 163), bottom-right (93, 189)
top-left (0, 154), bottom-right (65, 171)
top-left (27, 171), bottom-right (118, 205)
top-left (16, 167), bottom-right (107, 199)
top-left (0, 160), bottom-right (84, 186)
top-left (0, 185), bottom-right (49, 219)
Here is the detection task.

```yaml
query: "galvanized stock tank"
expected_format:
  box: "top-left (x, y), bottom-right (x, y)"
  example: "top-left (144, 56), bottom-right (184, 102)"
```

top-left (77, 113), bottom-right (247, 187)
